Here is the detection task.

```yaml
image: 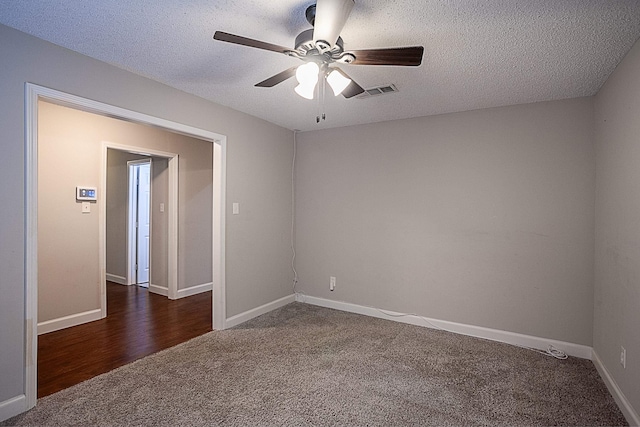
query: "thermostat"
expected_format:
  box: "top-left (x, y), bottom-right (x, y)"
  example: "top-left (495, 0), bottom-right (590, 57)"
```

top-left (76, 187), bottom-right (97, 201)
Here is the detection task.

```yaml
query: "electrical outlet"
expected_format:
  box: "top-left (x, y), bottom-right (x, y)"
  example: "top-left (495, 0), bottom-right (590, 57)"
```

top-left (621, 346), bottom-right (626, 369)
top-left (330, 276), bottom-right (336, 291)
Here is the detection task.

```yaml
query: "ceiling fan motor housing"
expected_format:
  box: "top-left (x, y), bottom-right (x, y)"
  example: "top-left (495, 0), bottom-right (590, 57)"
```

top-left (295, 28), bottom-right (347, 60)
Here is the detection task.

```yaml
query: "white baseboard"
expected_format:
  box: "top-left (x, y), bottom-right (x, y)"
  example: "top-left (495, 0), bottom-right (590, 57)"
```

top-left (149, 283), bottom-right (211, 299)
top-left (296, 294), bottom-right (593, 360)
top-left (38, 308), bottom-right (103, 335)
top-left (592, 350), bottom-right (640, 426)
top-left (149, 284), bottom-right (168, 296)
top-left (225, 294), bottom-right (296, 329)
top-left (176, 282), bottom-right (212, 299)
top-left (0, 394), bottom-right (27, 423)
top-left (106, 273), bottom-right (127, 285)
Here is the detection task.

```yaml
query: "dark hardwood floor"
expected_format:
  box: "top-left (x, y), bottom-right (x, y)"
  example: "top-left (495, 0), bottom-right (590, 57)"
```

top-left (37, 282), bottom-right (212, 398)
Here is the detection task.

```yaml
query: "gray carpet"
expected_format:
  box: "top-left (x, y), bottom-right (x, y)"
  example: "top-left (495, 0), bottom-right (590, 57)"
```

top-left (3, 303), bottom-right (627, 426)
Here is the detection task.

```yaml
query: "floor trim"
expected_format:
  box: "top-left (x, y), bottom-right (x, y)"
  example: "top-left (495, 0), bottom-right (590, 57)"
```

top-left (225, 294), bottom-right (296, 329)
top-left (149, 284), bottom-right (169, 297)
top-left (175, 282), bottom-right (213, 299)
top-left (592, 350), bottom-right (640, 426)
top-left (0, 394), bottom-right (26, 423)
top-left (106, 273), bottom-right (127, 285)
top-left (296, 294), bottom-right (593, 360)
top-left (37, 308), bottom-right (103, 335)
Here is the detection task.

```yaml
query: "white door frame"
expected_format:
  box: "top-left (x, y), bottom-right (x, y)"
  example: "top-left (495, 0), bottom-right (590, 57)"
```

top-left (126, 158), bottom-right (153, 287)
top-left (24, 83), bottom-right (227, 411)
top-left (114, 151), bottom-right (176, 295)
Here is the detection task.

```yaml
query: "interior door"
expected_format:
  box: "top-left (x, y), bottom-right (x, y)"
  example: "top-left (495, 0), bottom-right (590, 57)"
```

top-left (136, 163), bottom-right (151, 285)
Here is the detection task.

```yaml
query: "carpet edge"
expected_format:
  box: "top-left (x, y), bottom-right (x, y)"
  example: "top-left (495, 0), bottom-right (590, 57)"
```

top-left (296, 293), bottom-right (593, 359)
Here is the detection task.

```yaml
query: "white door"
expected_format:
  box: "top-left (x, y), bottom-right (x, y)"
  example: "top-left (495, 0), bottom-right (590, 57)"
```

top-left (136, 163), bottom-right (151, 285)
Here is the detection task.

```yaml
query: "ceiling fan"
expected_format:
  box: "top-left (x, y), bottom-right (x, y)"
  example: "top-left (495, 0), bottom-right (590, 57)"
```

top-left (213, 0), bottom-right (424, 104)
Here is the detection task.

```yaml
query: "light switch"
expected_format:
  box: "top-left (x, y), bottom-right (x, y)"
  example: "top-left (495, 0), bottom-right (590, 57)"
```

top-left (232, 202), bottom-right (239, 215)
top-left (81, 202), bottom-right (91, 213)
top-left (160, 203), bottom-right (165, 213)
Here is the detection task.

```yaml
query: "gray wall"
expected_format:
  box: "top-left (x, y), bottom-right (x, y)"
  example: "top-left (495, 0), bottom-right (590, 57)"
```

top-left (295, 98), bottom-right (595, 346)
top-left (0, 24), bottom-right (293, 405)
top-left (594, 37), bottom-right (640, 415)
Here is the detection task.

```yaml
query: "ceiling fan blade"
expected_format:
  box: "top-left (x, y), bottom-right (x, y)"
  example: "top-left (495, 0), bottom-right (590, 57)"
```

top-left (349, 46), bottom-right (424, 66)
top-left (255, 67), bottom-right (298, 88)
top-left (313, 0), bottom-right (354, 53)
top-left (214, 31), bottom-right (292, 54)
top-left (342, 80), bottom-right (365, 99)
top-left (334, 69), bottom-right (365, 99)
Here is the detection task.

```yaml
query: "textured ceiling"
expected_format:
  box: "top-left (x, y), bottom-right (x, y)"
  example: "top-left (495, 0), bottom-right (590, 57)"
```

top-left (1, 1), bottom-right (640, 131)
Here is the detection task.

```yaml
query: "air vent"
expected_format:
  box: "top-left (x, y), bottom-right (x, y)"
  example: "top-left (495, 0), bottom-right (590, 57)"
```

top-left (357, 84), bottom-right (398, 99)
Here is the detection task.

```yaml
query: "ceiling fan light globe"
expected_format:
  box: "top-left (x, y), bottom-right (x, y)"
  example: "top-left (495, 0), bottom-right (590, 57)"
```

top-left (327, 69), bottom-right (352, 96)
top-left (295, 83), bottom-right (316, 100)
top-left (295, 62), bottom-right (320, 85)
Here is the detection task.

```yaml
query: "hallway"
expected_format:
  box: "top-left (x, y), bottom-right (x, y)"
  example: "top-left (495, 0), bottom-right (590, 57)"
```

top-left (37, 282), bottom-right (212, 397)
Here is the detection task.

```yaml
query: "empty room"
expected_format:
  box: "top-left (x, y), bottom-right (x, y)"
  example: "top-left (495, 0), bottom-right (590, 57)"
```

top-left (1, 1), bottom-right (639, 426)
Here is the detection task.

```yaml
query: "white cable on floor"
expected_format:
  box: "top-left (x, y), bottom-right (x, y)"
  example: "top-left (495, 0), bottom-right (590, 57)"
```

top-left (291, 131), bottom-right (299, 292)
top-left (535, 345), bottom-right (568, 360)
top-left (508, 343), bottom-right (568, 360)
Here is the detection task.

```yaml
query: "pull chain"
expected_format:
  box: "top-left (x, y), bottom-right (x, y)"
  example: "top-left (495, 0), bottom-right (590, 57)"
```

top-left (316, 80), bottom-right (321, 123)
top-left (316, 72), bottom-right (327, 123)
top-left (321, 74), bottom-right (326, 121)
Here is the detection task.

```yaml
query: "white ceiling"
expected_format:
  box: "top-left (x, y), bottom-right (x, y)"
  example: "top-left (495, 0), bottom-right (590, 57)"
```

top-left (1, 1), bottom-right (640, 131)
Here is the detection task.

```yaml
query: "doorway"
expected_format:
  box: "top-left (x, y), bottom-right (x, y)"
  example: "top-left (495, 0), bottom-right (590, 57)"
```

top-left (25, 83), bottom-right (227, 411)
top-left (105, 145), bottom-right (177, 298)
top-left (128, 160), bottom-right (151, 288)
